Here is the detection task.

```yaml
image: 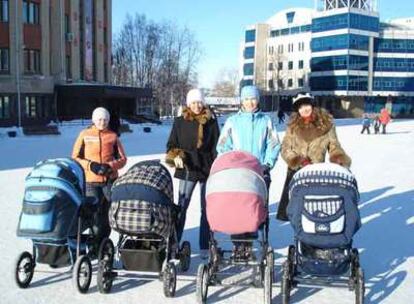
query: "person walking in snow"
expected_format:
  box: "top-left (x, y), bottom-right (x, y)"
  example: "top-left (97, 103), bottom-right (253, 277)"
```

top-left (276, 92), bottom-right (351, 221)
top-left (217, 85), bottom-right (281, 258)
top-left (72, 107), bottom-right (127, 251)
top-left (361, 113), bottom-right (371, 134)
top-left (379, 107), bottom-right (391, 134)
top-left (373, 115), bottom-right (381, 134)
top-left (166, 88), bottom-right (220, 259)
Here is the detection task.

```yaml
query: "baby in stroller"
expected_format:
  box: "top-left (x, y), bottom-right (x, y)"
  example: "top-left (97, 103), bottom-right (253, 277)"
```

top-left (281, 162), bottom-right (365, 304)
top-left (196, 151), bottom-right (273, 304)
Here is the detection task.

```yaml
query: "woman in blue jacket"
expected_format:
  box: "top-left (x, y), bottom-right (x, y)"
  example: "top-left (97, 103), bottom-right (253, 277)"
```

top-left (216, 85), bottom-right (281, 259)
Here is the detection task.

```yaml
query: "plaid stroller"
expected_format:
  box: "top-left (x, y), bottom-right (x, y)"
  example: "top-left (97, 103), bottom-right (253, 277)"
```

top-left (95, 160), bottom-right (191, 297)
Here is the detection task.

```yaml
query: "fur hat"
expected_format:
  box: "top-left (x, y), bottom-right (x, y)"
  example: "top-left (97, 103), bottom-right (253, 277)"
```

top-left (92, 107), bottom-right (110, 122)
top-left (240, 85), bottom-right (260, 101)
top-left (186, 89), bottom-right (205, 106)
top-left (292, 92), bottom-right (315, 111)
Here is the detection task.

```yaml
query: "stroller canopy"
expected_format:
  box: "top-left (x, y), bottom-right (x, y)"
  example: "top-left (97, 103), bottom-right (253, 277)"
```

top-left (206, 151), bottom-right (267, 235)
top-left (111, 160), bottom-right (174, 205)
top-left (17, 158), bottom-right (85, 240)
top-left (288, 163), bottom-right (361, 248)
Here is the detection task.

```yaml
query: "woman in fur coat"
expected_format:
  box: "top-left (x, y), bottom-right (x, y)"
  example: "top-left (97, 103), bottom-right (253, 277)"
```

top-left (166, 88), bottom-right (220, 258)
top-left (276, 92), bottom-right (352, 221)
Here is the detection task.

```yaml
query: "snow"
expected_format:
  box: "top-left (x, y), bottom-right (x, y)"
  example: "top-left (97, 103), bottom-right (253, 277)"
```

top-left (1, 118), bottom-right (413, 303)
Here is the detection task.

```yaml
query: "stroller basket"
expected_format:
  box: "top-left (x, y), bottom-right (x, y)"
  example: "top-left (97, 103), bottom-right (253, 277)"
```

top-left (120, 240), bottom-right (166, 272)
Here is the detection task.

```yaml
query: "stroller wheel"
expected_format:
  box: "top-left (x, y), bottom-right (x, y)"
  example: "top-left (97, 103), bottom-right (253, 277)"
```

top-left (281, 261), bottom-right (292, 304)
top-left (355, 267), bottom-right (365, 304)
top-left (72, 255), bottom-right (92, 294)
top-left (263, 263), bottom-right (272, 304)
top-left (196, 264), bottom-right (209, 304)
top-left (98, 238), bottom-right (115, 264)
top-left (15, 251), bottom-right (35, 288)
top-left (163, 262), bottom-right (177, 297)
top-left (97, 258), bottom-right (114, 294)
top-left (179, 241), bottom-right (191, 272)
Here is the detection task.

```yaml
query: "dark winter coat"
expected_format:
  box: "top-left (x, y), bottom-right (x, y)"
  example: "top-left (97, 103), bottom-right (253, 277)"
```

top-left (166, 106), bottom-right (220, 182)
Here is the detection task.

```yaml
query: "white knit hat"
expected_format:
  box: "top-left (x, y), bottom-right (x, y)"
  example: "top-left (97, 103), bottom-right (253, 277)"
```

top-left (92, 107), bottom-right (110, 122)
top-left (186, 88), bottom-right (205, 106)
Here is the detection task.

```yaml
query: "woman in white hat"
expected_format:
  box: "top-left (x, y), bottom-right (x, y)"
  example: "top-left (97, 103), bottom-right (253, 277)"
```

top-left (166, 88), bottom-right (220, 259)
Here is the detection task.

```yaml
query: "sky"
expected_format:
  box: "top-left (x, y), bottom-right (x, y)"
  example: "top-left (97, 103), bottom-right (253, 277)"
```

top-left (112, 0), bottom-right (414, 88)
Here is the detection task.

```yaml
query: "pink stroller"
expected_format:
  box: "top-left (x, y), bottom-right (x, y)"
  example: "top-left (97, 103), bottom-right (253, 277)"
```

top-left (195, 151), bottom-right (273, 304)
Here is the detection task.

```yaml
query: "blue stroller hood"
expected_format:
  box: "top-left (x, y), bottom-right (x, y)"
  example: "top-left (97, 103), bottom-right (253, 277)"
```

top-left (17, 158), bottom-right (86, 241)
top-left (287, 163), bottom-right (361, 248)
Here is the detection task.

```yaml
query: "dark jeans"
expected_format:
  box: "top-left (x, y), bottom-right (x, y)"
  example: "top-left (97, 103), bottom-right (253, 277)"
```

top-left (176, 179), bottom-right (210, 250)
top-left (85, 182), bottom-right (112, 249)
top-left (276, 169), bottom-right (298, 221)
top-left (382, 123), bottom-right (387, 134)
top-left (361, 125), bottom-right (370, 134)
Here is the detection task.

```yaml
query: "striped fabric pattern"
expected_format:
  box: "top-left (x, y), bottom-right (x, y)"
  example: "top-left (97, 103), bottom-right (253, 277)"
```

top-left (206, 151), bottom-right (267, 234)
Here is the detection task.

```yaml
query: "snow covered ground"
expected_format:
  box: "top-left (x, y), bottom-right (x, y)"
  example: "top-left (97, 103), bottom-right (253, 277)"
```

top-left (0, 117), bottom-right (413, 303)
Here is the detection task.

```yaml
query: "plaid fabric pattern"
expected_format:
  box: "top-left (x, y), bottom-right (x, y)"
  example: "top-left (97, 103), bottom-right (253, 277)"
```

top-left (113, 162), bottom-right (173, 203)
top-left (109, 199), bottom-right (173, 238)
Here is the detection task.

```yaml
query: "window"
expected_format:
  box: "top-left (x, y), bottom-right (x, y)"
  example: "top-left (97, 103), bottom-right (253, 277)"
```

top-left (278, 79), bottom-right (284, 89)
top-left (298, 78), bottom-right (304, 87)
top-left (0, 96), bottom-right (10, 119)
top-left (23, 0), bottom-right (39, 24)
top-left (288, 79), bottom-right (293, 87)
top-left (25, 96), bottom-right (37, 118)
top-left (268, 79), bottom-right (274, 89)
top-left (278, 62), bottom-right (283, 70)
top-left (268, 46), bottom-right (274, 55)
top-left (245, 29), bottom-right (256, 43)
top-left (24, 49), bottom-right (41, 74)
top-left (286, 12), bottom-right (295, 24)
top-left (0, 0), bottom-right (8, 22)
top-left (278, 45), bottom-right (284, 54)
top-left (298, 42), bottom-right (305, 51)
top-left (65, 13), bottom-right (70, 34)
top-left (299, 60), bottom-right (304, 69)
top-left (244, 47), bottom-right (255, 59)
top-left (0, 48), bottom-right (9, 72)
top-left (268, 62), bottom-right (273, 71)
top-left (288, 61), bottom-right (293, 70)
top-left (288, 43), bottom-right (294, 53)
top-left (243, 63), bottom-right (254, 76)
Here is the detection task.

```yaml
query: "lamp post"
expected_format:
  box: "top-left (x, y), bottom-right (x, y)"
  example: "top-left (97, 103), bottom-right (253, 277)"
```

top-left (15, 0), bottom-right (22, 128)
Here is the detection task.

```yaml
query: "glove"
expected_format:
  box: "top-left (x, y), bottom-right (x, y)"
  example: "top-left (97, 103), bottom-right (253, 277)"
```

top-left (174, 156), bottom-right (184, 169)
top-left (90, 162), bottom-right (112, 176)
top-left (261, 165), bottom-right (271, 175)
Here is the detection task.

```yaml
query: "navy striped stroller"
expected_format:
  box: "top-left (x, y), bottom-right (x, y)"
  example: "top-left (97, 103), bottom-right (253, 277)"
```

top-left (14, 158), bottom-right (110, 293)
top-left (94, 160), bottom-right (191, 297)
top-left (281, 163), bottom-right (365, 304)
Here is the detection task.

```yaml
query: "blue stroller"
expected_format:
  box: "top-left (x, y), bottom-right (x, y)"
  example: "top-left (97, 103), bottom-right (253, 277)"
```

top-left (281, 163), bottom-right (365, 304)
top-left (14, 158), bottom-right (110, 293)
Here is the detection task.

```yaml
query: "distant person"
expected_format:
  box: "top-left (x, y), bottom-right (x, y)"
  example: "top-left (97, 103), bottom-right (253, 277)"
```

top-left (278, 109), bottom-right (285, 124)
top-left (379, 107), bottom-right (391, 134)
top-left (166, 88), bottom-right (220, 259)
top-left (373, 115), bottom-right (381, 134)
top-left (277, 92), bottom-right (351, 221)
top-left (72, 107), bottom-right (127, 252)
top-left (361, 114), bottom-right (371, 134)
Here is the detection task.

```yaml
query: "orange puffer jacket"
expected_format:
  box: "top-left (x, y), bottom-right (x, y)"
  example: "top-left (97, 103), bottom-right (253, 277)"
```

top-left (72, 125), bottom-right (127, 183)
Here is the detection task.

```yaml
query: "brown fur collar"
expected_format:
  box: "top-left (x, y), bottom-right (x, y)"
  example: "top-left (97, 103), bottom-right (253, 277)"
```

top-left (182, 106), bottom-right (212, 124)
top-left (288, 108), bottom-right (333, 143)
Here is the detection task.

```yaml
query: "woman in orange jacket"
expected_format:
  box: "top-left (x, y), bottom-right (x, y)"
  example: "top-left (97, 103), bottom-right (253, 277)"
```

top-left (72, 107), bottom-right (127, 248)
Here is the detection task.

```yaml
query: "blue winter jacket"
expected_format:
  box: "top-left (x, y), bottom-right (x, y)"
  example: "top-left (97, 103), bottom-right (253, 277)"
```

top-left (362, 117), bottom-right (371, 126)
top-left (216, 110), bottom-right (281, 168)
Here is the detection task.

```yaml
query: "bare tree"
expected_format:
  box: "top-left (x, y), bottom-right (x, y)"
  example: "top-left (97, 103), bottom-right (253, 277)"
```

top-left (112, 14), bottom-right (202, 116)
top-left (211, 67), bottom-right (239, 97)
top-left (267, 47), bottom-right (286, 111)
